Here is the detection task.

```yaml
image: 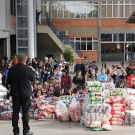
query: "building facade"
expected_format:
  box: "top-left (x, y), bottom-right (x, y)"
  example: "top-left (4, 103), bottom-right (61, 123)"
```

top-left (0, 0), bottom-right (135, 61)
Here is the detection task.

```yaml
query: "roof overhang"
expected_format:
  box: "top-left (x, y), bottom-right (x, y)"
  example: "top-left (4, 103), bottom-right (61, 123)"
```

top-left (127, 11), bottom-right (135, 23)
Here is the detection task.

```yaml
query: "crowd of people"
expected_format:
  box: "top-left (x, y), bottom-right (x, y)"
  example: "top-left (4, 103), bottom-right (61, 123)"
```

top-left (0, 54), bottom-right (135, 101)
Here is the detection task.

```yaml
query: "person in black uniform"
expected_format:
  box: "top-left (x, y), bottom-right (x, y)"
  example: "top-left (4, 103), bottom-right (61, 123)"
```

top-left (7, 53), bottom-right (35, 135)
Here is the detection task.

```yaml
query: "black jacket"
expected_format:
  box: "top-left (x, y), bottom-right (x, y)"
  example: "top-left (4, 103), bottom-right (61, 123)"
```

top-left (73, 76), bottom-right (85, 86)
top-left (7, 63), bottom-right (35, 97)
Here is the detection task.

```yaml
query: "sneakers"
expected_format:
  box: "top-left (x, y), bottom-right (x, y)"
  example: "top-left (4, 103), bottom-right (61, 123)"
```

top-left (23, 131), bottom-right (33, 135)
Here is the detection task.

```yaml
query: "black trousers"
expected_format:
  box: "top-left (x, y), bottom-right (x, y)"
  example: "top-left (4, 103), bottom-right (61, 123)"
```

top-left (12, 96), bottom-right (31, 133)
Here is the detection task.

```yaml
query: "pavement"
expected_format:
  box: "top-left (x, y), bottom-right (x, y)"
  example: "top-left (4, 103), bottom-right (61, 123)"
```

top-left (0, 119), bottom-right (135, 135)
top-left (1, 62), bottom-right (132, 135)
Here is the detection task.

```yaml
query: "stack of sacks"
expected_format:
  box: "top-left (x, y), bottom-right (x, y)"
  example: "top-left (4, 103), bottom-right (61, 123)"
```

top-left (125, 88), bottom-right (135, 110)
top-left (0, 85), bottom-right (7, 98)
top-left (0, 111), bottom-right (22, 120)
top-left (69, 98), bottom-right (82, 122)
top-left (83, 104), bottom-right (112, 130)
top-left (56, 101), bottom-right (69, 122)
top-left (105, 88), bottom-right (127, 125)
top-left (124, 88), bottom-right (135, 125)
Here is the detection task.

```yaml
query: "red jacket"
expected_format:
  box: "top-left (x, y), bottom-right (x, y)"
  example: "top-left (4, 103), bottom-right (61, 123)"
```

top-left (61, 75), bottom-right (71, 88)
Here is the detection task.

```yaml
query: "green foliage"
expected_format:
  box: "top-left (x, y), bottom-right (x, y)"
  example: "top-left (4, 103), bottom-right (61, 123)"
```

top-left (63, 48), bottom-right (74, 63)
top-left (54, 56), bottom-right (59, 62)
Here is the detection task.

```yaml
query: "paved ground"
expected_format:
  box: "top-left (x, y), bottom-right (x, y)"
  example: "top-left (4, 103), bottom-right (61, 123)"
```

top-left (1, 62), bottom-right (132, 135)
top-left (0, 119), bottom-right (134, 135)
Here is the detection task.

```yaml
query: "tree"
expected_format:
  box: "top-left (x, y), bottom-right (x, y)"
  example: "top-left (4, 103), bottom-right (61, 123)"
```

top-left (63, 48), bottom-right (74, 64)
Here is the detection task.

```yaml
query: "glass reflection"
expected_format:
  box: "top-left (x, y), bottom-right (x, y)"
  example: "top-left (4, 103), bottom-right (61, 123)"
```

top-left (52, 1), bottom-right (98, 18)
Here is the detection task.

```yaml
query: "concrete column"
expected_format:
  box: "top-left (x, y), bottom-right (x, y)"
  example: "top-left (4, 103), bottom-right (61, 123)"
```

top-left (36, 0), bottom-right (41, 11)
top-left (6, 37), bottom-right (10, 59)
top-left (27, 0), bottom-right (35, 59)
top-left (98, 0), bottom-right (101, 62)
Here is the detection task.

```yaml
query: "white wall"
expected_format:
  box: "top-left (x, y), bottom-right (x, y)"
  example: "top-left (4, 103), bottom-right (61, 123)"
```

top-left (0, 0), bottom-right (6, 30)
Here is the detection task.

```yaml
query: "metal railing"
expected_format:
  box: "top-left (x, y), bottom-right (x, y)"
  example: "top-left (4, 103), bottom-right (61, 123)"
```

top-left (38, 13), bottom-right (82, 57)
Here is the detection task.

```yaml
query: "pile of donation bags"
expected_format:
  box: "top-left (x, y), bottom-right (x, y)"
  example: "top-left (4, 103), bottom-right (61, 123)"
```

top-left (105, 88), bottom-right (127, 125)
top-left (0, 81), bottom-right (135, 128)
top-left (56, 95), bottom-right (82, 122)
top-left (80, 81), bottom-right (112, 130)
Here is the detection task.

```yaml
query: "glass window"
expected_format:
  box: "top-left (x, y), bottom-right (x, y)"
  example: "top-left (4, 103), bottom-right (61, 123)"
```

top-left (81, 38), bottom-right (86, 41)
top-left (76, 38), bottom-right (80, 41)
top-left (18, 48), bottom-right (28, 55)
top-left (17, 17), bottom-right (27, 28)
top-left (113, 1), bottom-right (118, 4)
top-left (102, 1), bottom-right (106, 4)
top-left (131, 1), bottom-right (135, 4)
top-left (17, 0), bottom-right (27, 3)
top-left (120, 5), bottom-right (123, 17)
top-left (107, 1), bottom-right (112, 4)
top-left (87, 42), bottom-right (92, 50)
top-left (58, 8), bottom-right (63, 18)
top-left (18, 40), bottom-right (28, 46)
top-left (120, 1), bottom-right (123, 4)
top-left (113, 5), bottom-right (118, 17)
top-left (81, 42), bottom-right (86, 50)
top-left (93, 5), bottom-right (98, 17)
top-left (87, 38), bottom-right (92, 41)
top-left (87, 11), bottom-right (92, 18)
top-left (76, 42), bottom-right (80, 50)
top-left (113, 33), bottom-right (125, 41)
top-left (126, 34), bottom-right (135, 41)
top-left (119, 33), bottom-right (125, 41)
top-left (101, 34), bottom-right (112, 41)
top-left (125, 5), bottom-right (130, 17)
top-left (93, 38), bottom-right (98, 41)
top-left (131, 5), bottom-right (135, 15)
top-left (17, 5), bottom-right (27, 16)
top-left (52, 6), bottom-right (57, 18)
top-left (107, 5), bottom-right (112, 17)
top-left (102, 5), bottom-right (106, 17)
top-left (41, 0), bottom-right (47, 4)
top-left (18, 29), bottom-right (27, 38)
top-left (64, 5), bottom-right (68, 18)
top-left (125, 1), bottom-right (130, 4)
top-left (93, 42), bottom-right (98, 50)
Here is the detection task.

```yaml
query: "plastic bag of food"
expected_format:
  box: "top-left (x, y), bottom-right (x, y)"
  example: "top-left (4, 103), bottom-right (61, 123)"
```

top-left (56, 101), bottom-right (69, 122)
top-left (87, 81), bottom-right (101, 87)
top-left (69, 98), bottom-right (82, 122)
top-left (102, 121), bottom-right (112, 131)
top-left (84, 120), bottom-right (91, 127)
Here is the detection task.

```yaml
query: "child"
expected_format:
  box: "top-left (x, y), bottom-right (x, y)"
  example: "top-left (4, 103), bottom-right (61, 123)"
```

top-left (33, 83), bottom-right (38, 93)
top-left (48, 81), bottom-right (54, 95)
top-left (119, 79), bottom-right (126, 88)
top-left (109, 78), bottom-right (114, 84)
top-left (43, 82), bottom-right (49, 90)
top-left (60, 88), bottom-right (64, 96)
top-left (72, 88), bottom-right (79, 97)
top-left (54, 86), bottom-right (61, 97)
top-left (82, 85), bottom-right (86, 91)
top-left (34, 90), bottom-right (43, 100)
top-left (67, 85), bottom-right (73, 95)
top-left (63, 87), bottom-right (70, 95)
top-left (77, 85), bottom-right (82, 94)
